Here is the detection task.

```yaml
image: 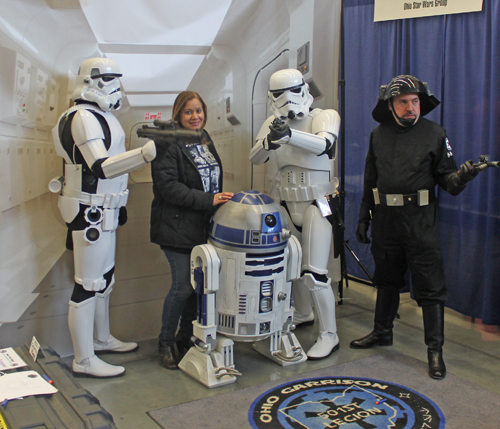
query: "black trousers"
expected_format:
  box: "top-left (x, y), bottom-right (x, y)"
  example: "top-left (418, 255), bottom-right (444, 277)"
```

top-left (370, 202), bottom-right (448, 306)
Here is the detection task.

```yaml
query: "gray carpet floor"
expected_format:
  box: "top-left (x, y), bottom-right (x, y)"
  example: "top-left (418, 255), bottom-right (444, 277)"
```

top-left (148, 351), bottom-right (500, 429)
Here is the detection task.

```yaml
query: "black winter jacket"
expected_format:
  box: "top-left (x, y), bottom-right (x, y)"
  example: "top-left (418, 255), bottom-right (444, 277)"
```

top-left (150, 130), bottom-right (223, 251)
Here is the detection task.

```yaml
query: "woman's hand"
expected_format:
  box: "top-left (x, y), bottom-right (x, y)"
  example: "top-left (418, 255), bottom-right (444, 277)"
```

top-left (213, 192), bottom-right (234, 206)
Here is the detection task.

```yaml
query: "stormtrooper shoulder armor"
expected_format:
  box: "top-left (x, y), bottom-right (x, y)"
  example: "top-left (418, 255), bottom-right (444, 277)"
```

top-left (306, 109), bottom-right (341, 156)
top-left (311, 109), bottom-right (341, 139)
top-left (71, 109), bottom-right (109, 165)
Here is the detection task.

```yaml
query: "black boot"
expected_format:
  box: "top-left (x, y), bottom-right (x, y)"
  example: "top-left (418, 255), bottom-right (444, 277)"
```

top-left (350, 287), bottom-right (400, 349)
top-left (159, 342), bottom-right (179, 370)
top-left (176, 337), bottom-right (194, 362)
top-left (422, 302), bottom-right (446, 380)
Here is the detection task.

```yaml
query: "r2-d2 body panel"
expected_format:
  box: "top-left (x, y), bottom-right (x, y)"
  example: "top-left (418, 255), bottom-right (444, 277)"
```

top-left (208, 191), bottom-right (292, 343)
top-left (180, 190), bottom-right (305, 388)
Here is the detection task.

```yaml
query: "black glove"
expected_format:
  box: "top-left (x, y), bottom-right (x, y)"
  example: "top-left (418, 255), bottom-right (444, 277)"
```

top-left (458, 160), bottom-right (480, 185)
top-left (356, 204), bottom-right (372, 244)
top-left (268, 118), bottom-right (290, 143)
top-left (118, 206), bottom-right (128, 226)
top-left (264, 137), bottom-right (281, 151)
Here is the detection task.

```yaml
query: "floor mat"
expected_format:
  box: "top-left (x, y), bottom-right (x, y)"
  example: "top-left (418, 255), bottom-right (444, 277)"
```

top-left (148, 351), bottom-right (500, 429)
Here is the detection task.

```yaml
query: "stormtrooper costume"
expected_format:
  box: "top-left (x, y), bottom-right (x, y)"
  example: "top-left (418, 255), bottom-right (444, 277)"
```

top-left (250, 69), bottom-right (341, 359)
top-left (51, 58), bottom-right (156, 378)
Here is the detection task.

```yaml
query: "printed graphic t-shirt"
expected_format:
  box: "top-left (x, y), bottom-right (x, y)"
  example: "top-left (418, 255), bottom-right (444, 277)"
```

top-left (186, 143), bottom-right (220, 194)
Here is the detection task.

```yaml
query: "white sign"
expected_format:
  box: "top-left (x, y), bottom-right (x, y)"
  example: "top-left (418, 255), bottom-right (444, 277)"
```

top-left (0, 348), bottom-right (27, 371)
top-left (374, 0), bottom-right (483, 22)
top-left (29, 336), bottom-right (41, 362)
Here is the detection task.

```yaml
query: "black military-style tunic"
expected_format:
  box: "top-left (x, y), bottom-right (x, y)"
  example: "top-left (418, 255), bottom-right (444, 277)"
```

top-left (360, 117), bottom-right (466, 305)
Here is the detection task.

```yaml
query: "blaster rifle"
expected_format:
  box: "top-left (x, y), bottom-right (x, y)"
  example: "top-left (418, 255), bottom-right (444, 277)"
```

top-left (137, 120), bottom-right (204, 144)
top-left (472, 155), bottom-right (500, 173)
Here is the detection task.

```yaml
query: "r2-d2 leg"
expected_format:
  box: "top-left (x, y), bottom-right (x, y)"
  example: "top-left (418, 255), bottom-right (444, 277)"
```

top-left (253, 235), bottom-right (308, 365)
top-left (252, 320), bottom-right (308, 366)
top-left (178, 244), bottom-right (241, 388)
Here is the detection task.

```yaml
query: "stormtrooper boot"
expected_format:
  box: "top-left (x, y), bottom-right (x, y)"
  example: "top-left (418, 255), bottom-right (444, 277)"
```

top-left (303, 274), bottom-right (339, 359)
top-left (292, 276), bottom-right (315, 326)
top-left (69, 297), bottom-right (126, 378)
top-left (93, 285), bottom-right (138, 354)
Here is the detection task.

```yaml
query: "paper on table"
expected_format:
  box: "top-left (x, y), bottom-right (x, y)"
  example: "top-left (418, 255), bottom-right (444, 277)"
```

top-left (0, 348), bottom-right (27, 371)
top-left (0, 371), bottom-right (58, 401)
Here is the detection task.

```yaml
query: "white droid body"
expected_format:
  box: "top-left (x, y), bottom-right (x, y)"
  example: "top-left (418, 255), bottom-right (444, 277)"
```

top-left (250, 69), bottom-right (342, 360)
top-left (179, 190), bottom-right (306, 388)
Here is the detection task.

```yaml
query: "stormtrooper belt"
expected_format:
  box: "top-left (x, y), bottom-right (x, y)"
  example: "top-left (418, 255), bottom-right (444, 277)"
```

top-left (279, 180), bottom-right (339, 202)
top-left (373, 188), bottom-right (434, 206)
top-left (62, 188), bottom-right (129, 209)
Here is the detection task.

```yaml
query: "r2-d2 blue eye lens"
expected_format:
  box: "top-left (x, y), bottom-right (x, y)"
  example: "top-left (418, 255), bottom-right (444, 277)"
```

top-left (264, 214), bottom-right (277, 228)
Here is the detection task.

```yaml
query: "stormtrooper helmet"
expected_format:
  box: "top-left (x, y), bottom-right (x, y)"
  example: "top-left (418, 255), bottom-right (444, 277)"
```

top-left (72, 58), bottom-right (123, 111)
top-left (268, 69), bottom-right (313, 120)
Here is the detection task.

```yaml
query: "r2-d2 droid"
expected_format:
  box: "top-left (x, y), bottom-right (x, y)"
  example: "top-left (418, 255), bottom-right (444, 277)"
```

top-left (178, 190), bottom-right (306, 388)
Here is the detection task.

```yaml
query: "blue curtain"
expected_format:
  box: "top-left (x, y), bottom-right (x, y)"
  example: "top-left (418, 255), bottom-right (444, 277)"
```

top-left (342, 0), bottom-right (500, 324)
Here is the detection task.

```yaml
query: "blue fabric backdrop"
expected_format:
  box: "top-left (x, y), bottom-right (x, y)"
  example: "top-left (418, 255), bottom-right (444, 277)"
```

top-left (342, 0), bottom-right (500, 324)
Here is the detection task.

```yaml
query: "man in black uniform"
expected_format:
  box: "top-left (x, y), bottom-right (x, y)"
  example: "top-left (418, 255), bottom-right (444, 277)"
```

top-left (350, 75), bottom-right (480, 380)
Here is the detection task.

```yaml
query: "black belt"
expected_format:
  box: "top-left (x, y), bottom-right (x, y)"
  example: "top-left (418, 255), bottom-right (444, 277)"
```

top-left (375, 190), bottom-right (435, 207)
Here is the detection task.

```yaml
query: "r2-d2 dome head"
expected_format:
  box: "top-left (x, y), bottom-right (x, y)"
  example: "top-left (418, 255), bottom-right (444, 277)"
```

top-left (209, 190), bottom-right (290, 254)
top-left (72, 58), bottom-right (123, 111)
top-left (268, 69), bottom-right (313, 120)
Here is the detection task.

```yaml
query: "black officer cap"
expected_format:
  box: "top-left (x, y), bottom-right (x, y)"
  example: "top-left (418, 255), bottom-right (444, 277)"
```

top-left (372, 75), bottom-right (440, 123)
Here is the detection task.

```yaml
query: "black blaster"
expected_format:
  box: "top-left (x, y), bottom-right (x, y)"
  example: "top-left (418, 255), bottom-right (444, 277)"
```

top-left (472, 155), bottom-right (500, 172)
top-left (137, 120), bottom-right (204, 144)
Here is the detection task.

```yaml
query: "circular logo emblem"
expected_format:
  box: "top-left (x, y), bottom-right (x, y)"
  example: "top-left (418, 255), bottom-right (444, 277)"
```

top-left (249, 377), bottom-right (444, 429)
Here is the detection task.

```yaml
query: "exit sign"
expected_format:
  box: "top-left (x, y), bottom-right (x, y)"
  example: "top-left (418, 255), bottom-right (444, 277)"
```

top-left (145, 112), bottom-right (162, 120)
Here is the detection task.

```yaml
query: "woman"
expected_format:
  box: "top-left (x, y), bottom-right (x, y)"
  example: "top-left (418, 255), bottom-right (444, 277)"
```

top-left (150, 91), bottom-right (233, 369)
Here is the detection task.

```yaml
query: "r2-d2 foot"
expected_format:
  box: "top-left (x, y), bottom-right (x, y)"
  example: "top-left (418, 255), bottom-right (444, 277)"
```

top-left (178, 337), bottom-right (241, 388)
